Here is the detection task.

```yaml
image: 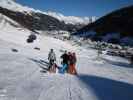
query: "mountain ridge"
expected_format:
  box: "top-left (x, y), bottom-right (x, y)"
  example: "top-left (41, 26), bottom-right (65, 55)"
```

top-left (73, 5), bottom-right (133, 46)
top-left (0, 0), bottom-right (96, 25)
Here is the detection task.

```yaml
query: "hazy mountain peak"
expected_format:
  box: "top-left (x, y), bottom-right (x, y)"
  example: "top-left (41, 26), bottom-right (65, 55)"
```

top-left (45, 11), bottom-right (97, 25)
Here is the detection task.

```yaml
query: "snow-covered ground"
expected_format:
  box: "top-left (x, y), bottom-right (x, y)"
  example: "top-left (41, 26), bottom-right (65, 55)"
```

top-left (0, 17), bottom-right (133, 100)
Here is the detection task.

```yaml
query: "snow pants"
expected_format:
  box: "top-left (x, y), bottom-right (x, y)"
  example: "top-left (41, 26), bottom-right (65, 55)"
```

top-left (59, 64), bottom-right (68, 74)
top-left (68, 64), bottom-right (77, 75)
top-left (49, 63), bottom-right (57, 73)
top-left (48, 60), bottom-right (54, 69)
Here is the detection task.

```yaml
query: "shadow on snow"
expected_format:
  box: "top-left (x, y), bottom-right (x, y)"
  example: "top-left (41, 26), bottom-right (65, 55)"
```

top-left (76, 74), bottom-right (133, 100)
top-left (29, 58), bottom-right (49, 72)
top-left (102, 58), bottom-right (132, 68)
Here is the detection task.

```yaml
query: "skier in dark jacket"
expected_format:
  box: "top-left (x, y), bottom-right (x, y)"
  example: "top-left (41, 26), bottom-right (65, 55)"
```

top-left (61, 51), bottom-right (69, 65)
top-left (59, 51), bottom-right (69, 73)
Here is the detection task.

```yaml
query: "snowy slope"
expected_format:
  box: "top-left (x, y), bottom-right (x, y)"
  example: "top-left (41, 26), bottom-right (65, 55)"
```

top-left (0, 13), bottom-right (19, 27)
top-left (0, 18), bottom-right (133, 100)
top-left (0, 13), bottom-right (31, 45)
top-left (0, 0), bottom-right (34, 12)
top-left (0, 0), bottom-right (96, 25)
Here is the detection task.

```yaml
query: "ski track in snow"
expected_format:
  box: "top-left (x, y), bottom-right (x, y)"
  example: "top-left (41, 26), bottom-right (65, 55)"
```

top-left (0, 25), bottom-right (133, 100)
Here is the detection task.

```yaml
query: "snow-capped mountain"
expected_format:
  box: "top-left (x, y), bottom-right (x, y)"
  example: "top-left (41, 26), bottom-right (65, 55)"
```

top-left (73, 5), bottom-right (133, 46)
top-left (0, 0), bottom-right (90, 32)
top-left (0, 0), bottom-right (34, 12)
top-left (0, 0), bottom-right (96, 25)
top-left (0, 5), bottom-right (73, 32)
top-left (44, 11), bottom-right (97, 25)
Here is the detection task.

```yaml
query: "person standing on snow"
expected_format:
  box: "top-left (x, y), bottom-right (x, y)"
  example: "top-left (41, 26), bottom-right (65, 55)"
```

top-left (48, 49), bottom-right (56, 71)
top-left (68, 52), bottom-right (77, 75)
top-left (60, 51), bottom-right (69, 73)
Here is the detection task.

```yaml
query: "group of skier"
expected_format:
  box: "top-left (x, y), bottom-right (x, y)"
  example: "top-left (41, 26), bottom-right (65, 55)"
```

top-left (48, 49), bottom-right (77, 75)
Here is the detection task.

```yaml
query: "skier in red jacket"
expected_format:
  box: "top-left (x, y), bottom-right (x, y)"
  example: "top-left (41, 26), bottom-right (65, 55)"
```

top-left (68, 52), bottom-right (77, 75)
